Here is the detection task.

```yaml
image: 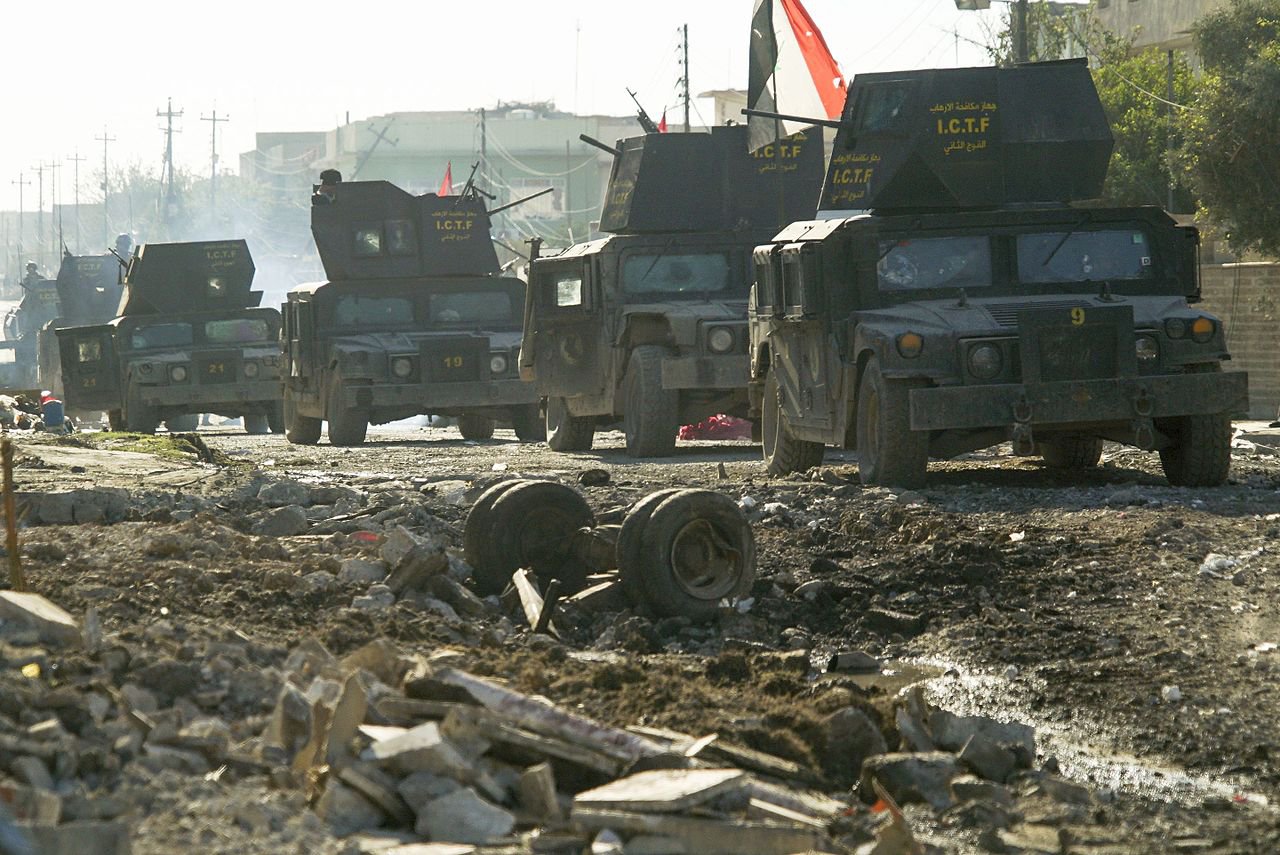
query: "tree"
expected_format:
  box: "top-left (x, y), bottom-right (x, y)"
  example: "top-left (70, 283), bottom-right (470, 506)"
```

top-left (1180, 0), bottom-right (1280, 256)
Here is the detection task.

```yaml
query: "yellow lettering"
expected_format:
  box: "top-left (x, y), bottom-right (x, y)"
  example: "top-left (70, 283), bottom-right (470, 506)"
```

top-left (1071, 308), bottom-right (1086, 326)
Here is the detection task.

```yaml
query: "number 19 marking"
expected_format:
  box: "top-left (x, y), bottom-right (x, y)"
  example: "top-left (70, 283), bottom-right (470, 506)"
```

top-left (1071, 308), bottom-right (1086, 326)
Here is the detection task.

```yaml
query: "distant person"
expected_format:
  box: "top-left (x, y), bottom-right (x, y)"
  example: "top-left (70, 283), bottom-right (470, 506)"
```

top-left (20, 261), bottom-right (43, 290)
top-left (312, 169), bottom-right (342, 206)
top-left (114, 233), bottom-right (134, 259)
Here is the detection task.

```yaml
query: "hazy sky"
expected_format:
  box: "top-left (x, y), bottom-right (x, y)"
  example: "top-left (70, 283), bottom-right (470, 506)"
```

top-left (0, 0), bottom-right (1005, 212)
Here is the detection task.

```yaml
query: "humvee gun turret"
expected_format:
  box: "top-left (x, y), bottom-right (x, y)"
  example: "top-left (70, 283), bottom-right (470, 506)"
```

top-left (282, 179), bottom-right (541, 446)
top-left (750, 59), bottom-right (1248, 487)
top-left (522, 124), bottom-right (824, 456)
top-left (55, 240), bottom-right (284, 433)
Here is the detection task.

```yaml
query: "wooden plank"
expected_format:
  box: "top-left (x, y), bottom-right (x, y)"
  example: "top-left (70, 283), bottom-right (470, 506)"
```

top-left (574, 769), bottom-right (747, 813)
top-left (743, 780), bottom-right (847, 819)
top-left (569, 807), bottom-right (833, 855)
top-left (512, 568), bottom-right (545, 629)
top-left (745, 798), bottom-right (830, 830)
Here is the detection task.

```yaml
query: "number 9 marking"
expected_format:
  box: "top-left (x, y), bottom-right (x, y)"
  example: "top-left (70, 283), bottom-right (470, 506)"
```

top-left (1071, 307), bottom-right (1086, 326)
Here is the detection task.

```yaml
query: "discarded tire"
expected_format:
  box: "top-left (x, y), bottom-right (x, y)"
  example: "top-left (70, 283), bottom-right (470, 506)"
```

top-left (464, 479), bottom-right (530, 594)
top-left (618, 488), bottom-right (755, 621)
top-left (467, 480), bottom-right (594, 595)
top-left (616, 488), bottom-right (685, 606)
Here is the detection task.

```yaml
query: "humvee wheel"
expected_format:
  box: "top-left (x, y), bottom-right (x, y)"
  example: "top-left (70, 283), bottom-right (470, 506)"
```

top-left (622, 345), bottom-right (679, 458)
top-left (124, 383), bottom-right (159, 434)
top-left (511, 403), bottom-right (547, 442)
top-left (458, 414), bottom-right (495, 440)
top-left (283, 390), bottom-right (321, 445)
top-left (165, 413), bottom-right (199, 433)
top-left (616, 488), bottom-right (685, 606)
top-left (761, 372), bottom-right (824, 475)
top-left (1158, 365), bottom-right (1231, 487)
top-left (624, 489), bottom-right (756, 621)
top-left (1040, 436), bottom-right (1103, 469)
top-left (464, 479), bottom-right (530, 594)
top-left (856, 357), bottom-right (928, 488)
top-left (472, 481), bottom-right (594, 595)
top-left (244, 413), bottom-right (270, 435)
top-left (107, 410), bottom-right (124, 432)
top-left (266, 401), bottom-right (285, 434)
top-left (326, 378), bottom-right (367, 446)
top-left (546, 396), bottom-right (594, 452)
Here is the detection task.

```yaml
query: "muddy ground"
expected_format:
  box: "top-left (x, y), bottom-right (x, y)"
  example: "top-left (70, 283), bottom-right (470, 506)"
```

top-left (8, 421), bottom-right (1280, 853)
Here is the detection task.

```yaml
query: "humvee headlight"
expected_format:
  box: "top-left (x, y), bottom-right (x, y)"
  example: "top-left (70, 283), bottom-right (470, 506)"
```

top-left (707, 327), bottom-right (735, 354)
top-left (1191, 317), bottom-right (1215, 343)
top-left (169, 365), bottom-right (188, 382)
top-left (1164, 318), bottom-right (1187, 339)
top-left (896, 332), bottom-right (924, 358)
top-left (1135, 335), bottom-right (1159, 363)
top-left (243, 361), bottom-right (260, 378)
top-left (391, 357), bottom-right (413, 378)
top-left (489, 354), bottom-right (509, 375)
top-left (968, 344), bottom-right (1002, 380)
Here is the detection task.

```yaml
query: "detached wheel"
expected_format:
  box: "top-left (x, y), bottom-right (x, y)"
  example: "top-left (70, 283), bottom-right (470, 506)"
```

top-left (472, 481), bottom-right (595, 595)
top-left (856, 357), bottom-right (927, 488)
top-left (124, 383), bottom-right (159, 434)
top-left (1040, 436), bottom-right (1103, 469)
top-left (284, 388), bottom-right (321, 445)
top-left (267, 400), bottom-right (285, 434)
top-left (244, 413), bottom-right (270, 435)
top-left (616, 488), bottom-right (685, 606)
top-left (622, 345), bottom-right (678, 458)
top-left (326, 378), bottom-right (367, 446)
top-left (625, 489), bottom-right (755, 621)
top-left (464, 479), bottom-right (529, 594)
top-left (1159, 365), bottom-right (1231, 487)
top-left (761, 372), bottom-right (824, 476)
top-left (165, 413), bottom-right (199, 433)
top-left (458, 414), bottom-right (495, 440)
top-left (511, 403), bottom-right (546, 442)
top-left (546, 396), bottom-right (594, 452)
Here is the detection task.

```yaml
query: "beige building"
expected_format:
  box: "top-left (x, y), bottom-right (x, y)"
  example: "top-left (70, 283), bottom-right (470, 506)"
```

top-left (1093, 0), bottom-right (1228, 53)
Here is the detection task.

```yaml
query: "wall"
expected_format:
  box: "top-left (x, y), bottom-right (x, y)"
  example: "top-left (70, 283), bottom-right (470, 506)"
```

top-left (1199, 262), bottom-right (1280, 419)
top-left (1094, 0), bottom-right (1226, 52)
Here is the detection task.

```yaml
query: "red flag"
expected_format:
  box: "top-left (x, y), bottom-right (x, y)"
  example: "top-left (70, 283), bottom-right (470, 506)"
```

top-left (748, 0), bottom-right (846, 150)
top-left (438, 161), bottom-right (453, 196)
top-left (658, 110), bottom-right (668, 133)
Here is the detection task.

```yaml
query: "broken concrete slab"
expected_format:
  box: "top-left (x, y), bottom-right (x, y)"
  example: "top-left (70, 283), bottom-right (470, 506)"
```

top-left (574, 769), bottom-right (747, 813)
top-left (860, 752), bottom-right (961, 811)
top-left (325, 672), bottom-right (370, 765)
top-left (338, 765), bottom-right (416, 827)
top-left (383, 845), bottom-right (477, 855)
top-left (0, 592), bottom-right (81, 648)
top-left (339, 558), bottom-right (390, 585)
top-left (362, 721), bottom-right (473, 777)
top-left (950, 775), bottom-right (1013, 806)
top-left (823, 707), bottom-right (887, 776)
top-left (743, 780), bottom-right (847, 819)
top-left (416, 786), bottom-right (514, 844)
top-left (570, 807), bottom-right (831, 855)
top-left (744, 798), bottom-right (829, 830)
top-left (517, 762), bottom-right (562, 823)
top-left (21, 820), bottom-right (131, 855)
top-left (316, 779), bottom-right (386, 837)
top-left (959, 732), bottom-right (1018, 784)
top-left (927, 709), bottom-right (1035, 756)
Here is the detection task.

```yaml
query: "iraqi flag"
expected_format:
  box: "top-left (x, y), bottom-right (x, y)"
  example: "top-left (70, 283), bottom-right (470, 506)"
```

top-left (748, 0), bottom-right (846, 151)
top-left (438, 161), bottom-right (453, 196)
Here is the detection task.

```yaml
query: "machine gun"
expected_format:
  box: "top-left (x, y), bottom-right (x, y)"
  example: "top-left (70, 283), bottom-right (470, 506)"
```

top-left (627, 88), bottom-right (660, 134)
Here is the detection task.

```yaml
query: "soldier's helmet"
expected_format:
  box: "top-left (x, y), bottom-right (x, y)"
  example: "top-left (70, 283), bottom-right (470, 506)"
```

top-left (25, 261), bottom-right (36, 271)
top-left (115, 234), bottom-right (134, 255)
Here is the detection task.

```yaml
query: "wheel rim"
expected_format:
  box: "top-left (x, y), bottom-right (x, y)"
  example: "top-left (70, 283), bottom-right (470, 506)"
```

top-left (668, 518), bottom-right (742, 601)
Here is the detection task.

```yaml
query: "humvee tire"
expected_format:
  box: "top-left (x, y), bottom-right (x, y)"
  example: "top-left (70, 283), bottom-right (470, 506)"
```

top-left (629, 489), bottom-right (755, 620)
top-left (107, 410), bottom-right (124, 432)
top-left (326, 378), bottom-right (368, 446)
top-left (546, 396), bottom-right (594, 452)
top-left (762, 372), bottom-right (824, 475)
top-left (464, 479), bottom-right (529, 594)
top-left (856, 357), bottom-right (928, 488)
top-left (622, 345), bottom-right (679, 458)
top-left (458, 414), bottom-right (495, 440)
top-left (284, 390), bottom-right (321, 445)
top-left (511, 403), bottom-right (546, 442)
top-left (616, 488), bottom-right (685, 606)
top-left (244, 413), bottom-right (270, 435)
top-left (124, 382), bottom-right (159, 434)
top-left (1040, 437), bottom-right (1103, 469)
top-left (474, 481), bottom-right (594, 594)
top-left (1159, 364), bottom-right (1231, 487)
top-left (165, 413), bottom-right (199, 433)
top-left (267, 401), bottom-right (285, 434)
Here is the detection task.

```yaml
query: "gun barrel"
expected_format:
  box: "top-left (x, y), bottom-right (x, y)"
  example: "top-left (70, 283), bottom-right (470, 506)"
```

top-left (741, 107), bottom-right (843, 130)
top-left (489, 187), bottom-right (554, 216)
top-left (579, 134), bottom-right (622, 157)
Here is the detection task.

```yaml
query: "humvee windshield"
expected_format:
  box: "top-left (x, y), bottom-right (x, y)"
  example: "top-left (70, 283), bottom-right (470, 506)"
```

top-left (205, 318), bottom-right (273, 344)
top-left (333, 295), bottom-right (415, 328)
top-left (427, 291), bottom-right (517, 327)
top-left (622, 253), bottom-right (733, 298)
top-left (877, 236), bottom-right (991, 291)
top-left (1017, 229), bottom-right (1154, 283)
top-left (131, 323), bottom-right (193, 350)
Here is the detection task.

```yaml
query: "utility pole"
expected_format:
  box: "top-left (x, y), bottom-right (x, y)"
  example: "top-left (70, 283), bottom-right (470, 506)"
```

top-left (67, 151), bottom-right (86, 253)
top-left (11, 174), bottom-right (29, 279)
top-left (350, 119), bottom-right (398, 180)
top-left (33, 164), bottom-right (45, 262)
top-left (1015, 0), bottom-right (1029, 64)
top-left (1166, 49), bottom-right (1176, 212)
top-left (156, 98), bottom-right (184, 229)
top-left (201, 109), bottom-right (229, 220)
top-left (48, 161), bottom-right (63, 255)
top-left (95, 127), bottom-right (115, 248)
top-left (478, 108), bottom-right (488, 197)
top-left (681, 23), bottom-right (691, 133)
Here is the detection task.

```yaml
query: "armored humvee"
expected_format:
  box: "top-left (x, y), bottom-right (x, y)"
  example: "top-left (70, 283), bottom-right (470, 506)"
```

top-left (521, 124), bottom-right (824, 456)
top-left (750, 60), bottom-right (1248, 487)
top-left (0, 271), bottom-right (60, 393)
top-left (282, 180), bottom-right (540, 446)
top-left (35, 252), bottom-right (127, 401)
top-left (55, 240), bottom-right (284, 433)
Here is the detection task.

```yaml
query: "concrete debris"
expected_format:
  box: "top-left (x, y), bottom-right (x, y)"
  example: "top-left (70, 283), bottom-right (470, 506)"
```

top-left (861, 752), bottom-right (961, 811)
top-left (0, 592), bottom-right (81, 648)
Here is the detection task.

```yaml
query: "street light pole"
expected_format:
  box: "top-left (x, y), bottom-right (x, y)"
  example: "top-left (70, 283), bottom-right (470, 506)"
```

top-left (1014, 0), bottom-right (1029, 63)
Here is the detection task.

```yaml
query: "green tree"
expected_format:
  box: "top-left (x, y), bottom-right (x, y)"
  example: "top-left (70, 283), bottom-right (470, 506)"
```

top-left (1180, 0), bottom-right (1280, 256)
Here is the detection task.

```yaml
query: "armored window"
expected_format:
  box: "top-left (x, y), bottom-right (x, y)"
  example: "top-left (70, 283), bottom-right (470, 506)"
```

top-left (622, 253), bottom-right (731, 297)
top-left (77, 340), bottom-right (102, 363)
top-left (130, 323), bottom-right (193, 350)
top-left (353, 225), bottom-right (383, 257)
top-left (1016, 230), bottom-right (1154, 284)
top-left (332, 295), bottom-right (414, 327)
top-left (205, 318), bottom-right (271, 344)
top-left (555, 276), bottom-right (584, 308)
top-left (877, 236), bottom-right (991, 292)
top-left (853, 82), bottom-right (911, 133)
top-left (429, 292), bottom-right (516, 326)
top-left (207, 277), bottom-right (227, 299)
top-left (386, 219), bottom-right (417, 257)
top-left (782, 256), bottom-right (805, 310)
top-left (0, 349), bottom-right (15, 364)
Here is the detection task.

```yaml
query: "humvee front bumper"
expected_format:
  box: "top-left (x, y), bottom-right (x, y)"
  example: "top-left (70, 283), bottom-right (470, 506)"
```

top-left (661, 355), bottom-right (748, 391)
top-left (341, 379), bottom-right (537, 410)
top-left (139, 379), bottom-right (282, 408)
top-left (908, 370), bottom-right (1249, 432)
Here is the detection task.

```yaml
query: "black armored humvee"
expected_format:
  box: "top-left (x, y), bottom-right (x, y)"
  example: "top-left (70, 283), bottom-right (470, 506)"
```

top-left (0, 271), bottom-right (60, 393)
top-left (750, 60), bottom-right (1248, 487)
top-left (282, 180), bottom-right (540, 446)
top-left (521, 124), bottom-right (823, 456)
top-left (55, 240), bottom-right (284, 433)
top-left (36, 252), bottom-right (127, 400)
